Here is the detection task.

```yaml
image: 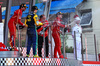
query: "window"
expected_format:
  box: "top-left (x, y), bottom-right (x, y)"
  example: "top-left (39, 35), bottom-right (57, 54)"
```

top-left (79, 9), bottom-right (92, 27)
top-left (80, 12), bottom-right (92, 26)
top-left (79, 9), bottom-right (93, 32)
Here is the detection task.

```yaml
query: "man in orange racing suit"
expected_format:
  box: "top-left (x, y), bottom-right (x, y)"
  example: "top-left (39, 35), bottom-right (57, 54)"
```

top-left (52, 12), bottom-right (68, 58)
top-left (8, 3), bottom-right (27, 51)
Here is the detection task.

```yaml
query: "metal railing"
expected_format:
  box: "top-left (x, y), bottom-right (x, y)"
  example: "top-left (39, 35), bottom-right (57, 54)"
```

top-left (1, 22), bottom-right (99, 62)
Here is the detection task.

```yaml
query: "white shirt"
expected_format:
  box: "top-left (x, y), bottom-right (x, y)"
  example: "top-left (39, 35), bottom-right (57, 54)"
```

top-left (72, 24), bottom-right (82, 41)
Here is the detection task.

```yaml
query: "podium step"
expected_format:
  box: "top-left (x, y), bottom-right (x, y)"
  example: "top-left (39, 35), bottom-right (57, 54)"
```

top-left (0, 57), bottom-right (83, 66)
top-left (0, 51), bottom-right (19, 57)
top-left (0, 58), bottom-right (68, 66)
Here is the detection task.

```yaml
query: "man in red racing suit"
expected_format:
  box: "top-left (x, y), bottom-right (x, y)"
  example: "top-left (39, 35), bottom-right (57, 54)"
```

top-left (52, 12), bottom-right (68, 58)
top-left (8, 3), bottom-right (27, 50)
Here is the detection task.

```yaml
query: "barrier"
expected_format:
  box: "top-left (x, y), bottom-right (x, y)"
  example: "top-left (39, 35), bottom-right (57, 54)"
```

top-left (81, 61), bottom-right (100, 66)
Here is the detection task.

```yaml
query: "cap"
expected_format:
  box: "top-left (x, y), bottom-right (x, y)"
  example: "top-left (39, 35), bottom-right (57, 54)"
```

top-left (31, 6), bottom-right (38, 11)
top-left (74, 15), bottom-right (81, 21)
top-left (56, 12), bottom-right (62, 15)
top-left (20, 3), bottom-right (28, 8)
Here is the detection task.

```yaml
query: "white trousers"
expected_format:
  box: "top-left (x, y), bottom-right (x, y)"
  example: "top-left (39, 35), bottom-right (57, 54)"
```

top-left (74, 40), bottom-right (82, 60)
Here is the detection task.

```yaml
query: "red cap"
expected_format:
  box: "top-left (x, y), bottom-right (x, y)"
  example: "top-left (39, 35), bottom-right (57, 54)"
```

top-left (74, 15), bottom-right (79, 18)
top-left (74, 15), bottom-right (81, 21)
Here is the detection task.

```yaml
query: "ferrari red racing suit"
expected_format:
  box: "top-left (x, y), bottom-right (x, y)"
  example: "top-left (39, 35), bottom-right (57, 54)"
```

top-left (52, 17), bottom-right (65, 58)
top-left (8, 9), bottom-right (24, 48)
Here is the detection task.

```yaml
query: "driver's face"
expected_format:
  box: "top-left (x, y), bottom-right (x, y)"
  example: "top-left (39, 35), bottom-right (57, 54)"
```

top-left (22, 7), bottom-right (26, 11)
top-left (34, 10), bottom-right (37, 13)
top-left (58, 14), bottom-right (62, 18)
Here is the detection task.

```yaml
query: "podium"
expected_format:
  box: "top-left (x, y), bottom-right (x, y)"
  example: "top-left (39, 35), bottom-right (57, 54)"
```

top-left (0, 51), bottom-right (19, 57)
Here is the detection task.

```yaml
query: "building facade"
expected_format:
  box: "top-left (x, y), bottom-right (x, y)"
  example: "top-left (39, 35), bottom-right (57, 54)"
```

top-left (71, 0), bottom-right (100, 54)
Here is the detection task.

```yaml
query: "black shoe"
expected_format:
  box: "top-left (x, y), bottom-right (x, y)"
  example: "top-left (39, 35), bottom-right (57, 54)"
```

top-left (10, 48), bottom-right (14, 51)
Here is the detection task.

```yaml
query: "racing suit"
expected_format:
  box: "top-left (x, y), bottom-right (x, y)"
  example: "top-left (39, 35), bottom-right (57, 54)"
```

top-left (52, 17), bottom-right (65, 58)
top-left (25, 12), bottom-right (43, 56)
top-left (8, 9), bottom-right (24, 49)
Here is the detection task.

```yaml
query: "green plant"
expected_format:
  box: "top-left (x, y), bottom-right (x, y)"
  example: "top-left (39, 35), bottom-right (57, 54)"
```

top-left (60, 34), bottom-right (74, 53)
top-left (61, 46), bottom-right (86, 53)
top-left (60, 34), bottom-right (85, 53)
top-left (61, 46), bottom-right (74, 53)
